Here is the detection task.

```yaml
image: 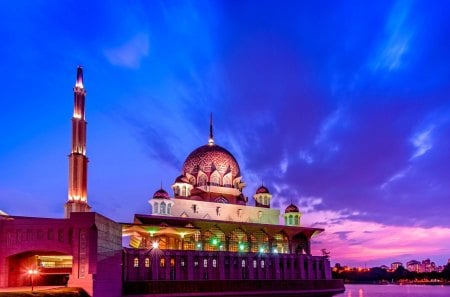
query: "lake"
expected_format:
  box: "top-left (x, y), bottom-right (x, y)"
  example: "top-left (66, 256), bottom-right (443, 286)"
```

top-left (335, 284), bottom-right (450, 297)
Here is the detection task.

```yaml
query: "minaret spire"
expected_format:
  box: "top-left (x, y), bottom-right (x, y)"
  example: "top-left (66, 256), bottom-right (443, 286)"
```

top-left (65, 66), bottom-right (91, 218)
top-left (208, 112), bottom-right (214, 146)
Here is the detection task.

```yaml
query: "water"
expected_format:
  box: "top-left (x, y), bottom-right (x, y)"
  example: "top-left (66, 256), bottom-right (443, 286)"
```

top-left (335, 284), bottom-right (450, 297)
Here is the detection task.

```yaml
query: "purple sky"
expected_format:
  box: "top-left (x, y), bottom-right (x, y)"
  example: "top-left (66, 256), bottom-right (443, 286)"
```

top-left (1, 1), bottom-right (449, 267)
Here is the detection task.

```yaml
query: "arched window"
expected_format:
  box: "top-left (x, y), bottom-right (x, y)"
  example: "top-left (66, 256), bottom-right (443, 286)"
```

top-left (241, 259), bottom-right (246, 268)
top-left (182, 186), bottom-right (186, 196)
top-left (167, 203), bottom-right (171, 214)
top-left (284, 216), bottom-right (288, 225)
top-left (253, 259), bottom-right (257, 268)
top-left (145, 257), bottom-right (150, 268)
top-left (198, 174), bottom-right (207, 186)
top-left (212, 258), bottom-right (217, 268)
top-left (160, 258), bottom-right (165, 267)
top-left (289, 215), bottom-right (293, 225)
top-left (215, 197), bottom-right (228, 204)
top-left (160, 202), bottom-right (166, 214)
top-left (261, 260), bottom-right (265, 269)
top-left (210, 172), bottom-right (220, 186)
top-left (174, 186), bottom-right (180, 196)
top-left (294, 215), bottom-right (299, 225)
top-left (154, 202), bottom-right (159, 214)
top-left (203, 259), bottom-right (208, 268)
top-left (133, 257), bottom-right (139, 268)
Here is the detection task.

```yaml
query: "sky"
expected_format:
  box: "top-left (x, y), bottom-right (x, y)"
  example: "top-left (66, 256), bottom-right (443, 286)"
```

top-left (0, 0), bottom-right (449, 268)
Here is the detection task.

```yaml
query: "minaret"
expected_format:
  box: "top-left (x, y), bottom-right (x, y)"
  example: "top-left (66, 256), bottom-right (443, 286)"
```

top-left (64, 66), bottom-right (91, 218)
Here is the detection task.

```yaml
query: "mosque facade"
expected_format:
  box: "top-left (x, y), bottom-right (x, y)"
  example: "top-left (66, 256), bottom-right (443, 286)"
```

top-left (0, 67), bottom-right (344, 296)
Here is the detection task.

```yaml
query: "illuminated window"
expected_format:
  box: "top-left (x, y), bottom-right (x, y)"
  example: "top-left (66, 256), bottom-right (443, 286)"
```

top-left (160, 258), bottom-right (165, 267)
top-left (160, 202), bottom-right (166, 214)
top-left (145, 257), bottom-right (150, 268)
top-left (212, 258), bottom-right (217, 268)
top-left (204, 259), bottom-right (208, 268)
top-left (194, 257), bottom-right (199, 267)
top-left (241, 259), bottom-right (246, 268)
top-left (170, 258), bottom-right (175, 267)
top-left (294, 215), bottom-right (299, 225)
top-left (253, 260), bottom-right (257, 268)
top-left (289, 215), bottom-right (293, 225)
top-left (261, 260), bottom-right (265, 269)
top-left (181, 258), bottom-right (185, 267)
top-left (154, 202), bottom-right (158, 214)
top-left (133, 257), bottom-right (139, 268)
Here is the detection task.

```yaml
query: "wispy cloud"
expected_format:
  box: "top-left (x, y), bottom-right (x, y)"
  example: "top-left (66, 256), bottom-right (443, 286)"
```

top-left (370, 0), bottom-right (414, 72)
top-left (104, 33), bottom-right (150, 68)
top-left (410, 126), bottom-right (434, 159)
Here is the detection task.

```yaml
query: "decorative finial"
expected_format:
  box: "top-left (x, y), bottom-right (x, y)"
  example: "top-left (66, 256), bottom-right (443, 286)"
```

top-left (160, 181), bottom-right (163, 190)
top-left (75, 66), bottom-right (84, 88)
top-left (208, 112), bottom-right (214, 146)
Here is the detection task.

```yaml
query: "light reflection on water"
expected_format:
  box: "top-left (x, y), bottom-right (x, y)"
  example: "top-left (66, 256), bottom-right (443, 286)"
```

top-left (335, 284), bottom-right (450, 297)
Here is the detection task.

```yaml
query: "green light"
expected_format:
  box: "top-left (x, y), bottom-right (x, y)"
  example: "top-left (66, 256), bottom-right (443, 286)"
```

top-left (238, 243), bottom-right (245, 251)
top-left (211, 238), bottom-right (218, 246)
top-left (259, 247), bottom-right (265, 253)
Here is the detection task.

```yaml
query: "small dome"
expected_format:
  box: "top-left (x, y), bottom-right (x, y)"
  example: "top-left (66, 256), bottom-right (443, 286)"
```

top-left (256, 185), bottom-right (270, 194)
top-left (153, 188), bottom-right (170, 200)
top-left (174, 175), bottom-right (189, 184)
top-left (285, 203), bottom-right (299, 213)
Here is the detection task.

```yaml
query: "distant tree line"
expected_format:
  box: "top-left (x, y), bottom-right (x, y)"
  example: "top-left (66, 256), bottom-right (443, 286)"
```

top-left (333, 263), bottom-right (450, 283)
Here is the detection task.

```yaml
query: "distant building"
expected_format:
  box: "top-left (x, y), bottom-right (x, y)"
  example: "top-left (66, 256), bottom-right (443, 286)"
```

top-left (391, 262), bottom-right (403, 270)
top-left (380, 265), bottom-right (389, 270)
top-left (406, 260), bottom-right (421, 272)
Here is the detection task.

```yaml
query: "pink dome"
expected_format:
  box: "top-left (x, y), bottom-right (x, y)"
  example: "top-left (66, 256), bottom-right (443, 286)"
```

top-left (256, 185), bottom-right (270, 194)
top-left (153, 189), bottom-right (170, 199)
top-left (285, 204), bottom-right (299, 213)
top-left (182, 144), bottom-right (240, 178)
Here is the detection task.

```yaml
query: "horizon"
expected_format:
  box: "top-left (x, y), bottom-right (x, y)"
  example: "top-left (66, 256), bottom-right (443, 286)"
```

top-left (1, 1), bottom-right (450, 268)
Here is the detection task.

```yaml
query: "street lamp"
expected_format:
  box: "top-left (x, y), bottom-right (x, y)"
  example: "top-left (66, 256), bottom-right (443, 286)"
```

top-left (27, 269), bottom-right (38, 292)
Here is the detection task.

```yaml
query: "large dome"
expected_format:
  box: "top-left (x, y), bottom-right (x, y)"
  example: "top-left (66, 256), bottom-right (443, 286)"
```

top-left (183, 144), bottom-right (241, 178)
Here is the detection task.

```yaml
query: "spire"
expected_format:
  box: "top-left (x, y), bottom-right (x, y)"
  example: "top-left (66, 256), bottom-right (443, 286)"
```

top-left (75, 66), bottom-right (84, 88)
top-left (208, 112), bottom-right (214, 146)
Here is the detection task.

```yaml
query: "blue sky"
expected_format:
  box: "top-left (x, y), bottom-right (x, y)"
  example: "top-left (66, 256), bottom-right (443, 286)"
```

top-left (1, 0), bottom-right (450, 267)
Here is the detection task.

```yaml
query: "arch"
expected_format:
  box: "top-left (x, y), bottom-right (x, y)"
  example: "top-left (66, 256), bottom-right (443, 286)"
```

top-left (197, 173), bottom-right (207, 186)
top-left (289, 215), bottom-right (293, 225)
top-left (160, 202), bottom-right (166, 214)
top-left (154, 202), bottom-right (159, 214)
top-left (214, 196), bottom-right (228, 204)
top-left (134, 257), bottom-right (139, 267)
top-left (294, 215), bottom-right (299, 225)
top-left (210, 171), bottom-right (221, 186)
top-left (229, 228), bottom-right (248, 252)
top-left (167, 203), bottom-right (172, 215)
top-left (174, 186), bottom-right (180, 196)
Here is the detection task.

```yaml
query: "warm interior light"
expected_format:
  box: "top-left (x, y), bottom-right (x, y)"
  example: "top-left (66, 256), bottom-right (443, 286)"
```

top-left (259, 247), bottom-right (265, 253)
top-left (152, 241), bottom-right (159, 249)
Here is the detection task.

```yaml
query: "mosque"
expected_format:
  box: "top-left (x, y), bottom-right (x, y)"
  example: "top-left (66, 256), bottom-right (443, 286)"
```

top-left (0, 67), bottom-right (344, 296)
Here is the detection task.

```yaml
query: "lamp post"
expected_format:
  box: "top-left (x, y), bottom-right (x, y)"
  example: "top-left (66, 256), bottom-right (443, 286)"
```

top-left (27, 269), bottom-right (38, 292)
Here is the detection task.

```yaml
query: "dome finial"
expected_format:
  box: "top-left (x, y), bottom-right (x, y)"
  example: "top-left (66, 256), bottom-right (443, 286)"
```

top-left (208, 112), bottom-right (214, 146)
